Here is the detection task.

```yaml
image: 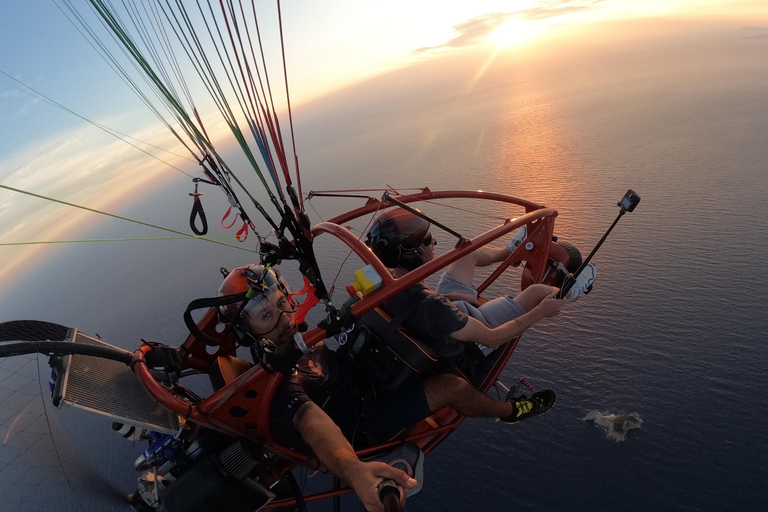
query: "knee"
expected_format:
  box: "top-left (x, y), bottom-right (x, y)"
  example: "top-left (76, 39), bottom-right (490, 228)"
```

top-left (424, 374), bottom-right (473, 410)
top-left (436, 373), bottom-right (470, 392)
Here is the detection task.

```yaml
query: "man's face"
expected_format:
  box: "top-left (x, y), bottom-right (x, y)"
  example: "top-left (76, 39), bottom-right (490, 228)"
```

top-left (242, 290), bottom-right (297, 345)
top-left (417, 231), bottom-right (437, 263)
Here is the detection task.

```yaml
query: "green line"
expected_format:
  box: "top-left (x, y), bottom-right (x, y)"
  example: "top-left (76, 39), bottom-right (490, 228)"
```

top-left (0, 236), bottom-right (265, 247)
top-left (0, 184), bottom-right (259, 253)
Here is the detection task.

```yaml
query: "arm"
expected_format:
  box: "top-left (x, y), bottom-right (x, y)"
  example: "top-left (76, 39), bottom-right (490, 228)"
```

top-left (441, 291), bottom-right (481, 306)
top-left (451, 293), bottom-right (566, 347)
top-left (294, 402), bottom-right (416, 512)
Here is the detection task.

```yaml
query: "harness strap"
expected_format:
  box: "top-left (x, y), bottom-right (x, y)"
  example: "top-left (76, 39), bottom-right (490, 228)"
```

top-left (189, 193), bottom-right (208, 235)
top-left (353, 288), bottom-right (425, 441)
top-left (236, 221), bottom-right (249, 242)
top-left (221, 205), bottom-right (238, 228)
top-left (183, 293), bottom-right (248, 346)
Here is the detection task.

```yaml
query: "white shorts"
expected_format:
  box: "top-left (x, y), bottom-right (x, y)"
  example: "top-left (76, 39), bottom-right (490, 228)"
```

top-left (436, 273), bottom-right (526, 356)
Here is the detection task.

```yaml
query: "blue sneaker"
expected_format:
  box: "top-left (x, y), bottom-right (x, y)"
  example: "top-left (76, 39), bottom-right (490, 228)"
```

top-left (568, 263), bottom-right (596, 302)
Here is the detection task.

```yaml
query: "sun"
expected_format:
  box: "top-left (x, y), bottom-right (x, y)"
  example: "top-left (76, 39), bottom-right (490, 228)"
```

top-left (487, 20), bottom-right (548, 48)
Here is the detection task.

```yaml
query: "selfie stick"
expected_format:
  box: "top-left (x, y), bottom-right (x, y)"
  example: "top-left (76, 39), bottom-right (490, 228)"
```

top-left (555, 189), bottom-right (640, 300)
top-left (379, 480), bottom-right (403, 512)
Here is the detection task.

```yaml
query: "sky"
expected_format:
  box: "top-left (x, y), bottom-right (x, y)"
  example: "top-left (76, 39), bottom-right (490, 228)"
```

top-left (0, 0), bottom-right (766, 289)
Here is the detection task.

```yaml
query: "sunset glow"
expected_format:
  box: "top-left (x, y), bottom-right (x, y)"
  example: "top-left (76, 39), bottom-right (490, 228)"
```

top-left (486, 19), bottom-right (549, 48)
top-left (1, 0), bottom-right (767, 292)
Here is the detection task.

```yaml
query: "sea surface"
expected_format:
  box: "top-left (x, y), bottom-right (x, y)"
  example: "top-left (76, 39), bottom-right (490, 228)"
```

top-left (1, 28), bottom-right (767, 511)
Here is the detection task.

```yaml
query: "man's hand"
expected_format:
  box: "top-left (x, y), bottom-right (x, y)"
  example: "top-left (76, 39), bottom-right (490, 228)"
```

top-left (294, 403), bottom-right (416, 511)
top-left (533, 293), bottom-right (567, 318)
top-left (343, 460), bottom-right (417, 512)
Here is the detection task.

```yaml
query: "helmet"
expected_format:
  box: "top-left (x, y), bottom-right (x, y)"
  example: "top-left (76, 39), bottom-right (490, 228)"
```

top-left (366, 209), bottom-right (430, 270)
top-left (217, 264), bottom-right (296, 336)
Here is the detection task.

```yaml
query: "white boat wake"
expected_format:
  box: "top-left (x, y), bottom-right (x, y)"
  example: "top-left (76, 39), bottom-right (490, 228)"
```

top-left (584, 410), bottom-right (642, 442)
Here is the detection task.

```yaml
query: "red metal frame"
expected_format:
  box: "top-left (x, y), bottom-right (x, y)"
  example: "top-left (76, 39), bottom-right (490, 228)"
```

top-left (131, 189), bottom-right (561, 506)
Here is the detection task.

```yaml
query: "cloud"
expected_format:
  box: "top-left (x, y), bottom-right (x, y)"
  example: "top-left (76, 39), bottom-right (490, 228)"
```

top-left (443, 12), bottom-right (514, 48)
top-left (516, 0), bottom-right (605, 22)
top-left (415, 1), bottom-right (606, 53)
top-left (0, 87), bottom-right (40, 115)
top-left (0, 89), bottom-right (21, 98)
top-left (0, 74), bottom-right (46, 115)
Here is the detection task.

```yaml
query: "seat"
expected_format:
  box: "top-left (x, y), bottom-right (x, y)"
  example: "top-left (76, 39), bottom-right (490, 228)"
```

top-left (209, 355), bottom-right (253, 390)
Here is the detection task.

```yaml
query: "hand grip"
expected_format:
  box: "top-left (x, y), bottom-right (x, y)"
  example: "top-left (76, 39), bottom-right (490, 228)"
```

top-left (379, 479), bottom-right (403, 512)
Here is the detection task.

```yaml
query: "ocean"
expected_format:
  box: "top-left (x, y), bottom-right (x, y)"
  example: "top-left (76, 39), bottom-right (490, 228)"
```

top-left (1, 25), bottom-right (766, 511)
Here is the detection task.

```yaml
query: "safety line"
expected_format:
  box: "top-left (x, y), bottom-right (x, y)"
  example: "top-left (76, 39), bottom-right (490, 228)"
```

top-left (0, 235), bottom-right (264, 248)
top-left (241, 0), bottom-right (289, 189)
top-left (226, 0), bottom-right (287, 193)
top-left (0, 184), bottom-right (258, 253)
top-left (60, 0), bottom-right (205, 159)
top-left (65, 1), bottom-right (299, 244)
top-left (181, 0), bottom-right (279, 204)
top-left (416, 198), bottom-right (511, 222)
top-left (219, 0), bottom-right (286, 196)
top-left (326, 201), bottom-right (385, 298)
top-left (277, 0), bottom-right (303, 209)
top-left (89, 0), bottom-right (273, 230)
top-left (0, 69), bottom-right (194, 176)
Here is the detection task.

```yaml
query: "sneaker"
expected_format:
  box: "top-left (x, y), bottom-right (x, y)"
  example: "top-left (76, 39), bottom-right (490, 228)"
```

top-left (506, 225), bottom-right (527, 250)
top-left (497, 389), bottom-right (556, 424)
top-left (567, 263), bottom-right (597, 302)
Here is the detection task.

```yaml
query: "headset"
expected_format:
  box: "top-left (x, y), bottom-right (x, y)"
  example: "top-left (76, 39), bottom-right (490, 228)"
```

top-left (366, 209), bottom-right (430, 271)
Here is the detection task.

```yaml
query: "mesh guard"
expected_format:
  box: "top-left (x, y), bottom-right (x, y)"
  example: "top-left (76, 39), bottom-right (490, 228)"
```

top-left (55, 330), bottom-right (179, 433)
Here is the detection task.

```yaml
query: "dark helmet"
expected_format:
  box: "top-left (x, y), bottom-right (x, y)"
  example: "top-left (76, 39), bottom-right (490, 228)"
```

top-left (366, 209), bottom-right (430, 270)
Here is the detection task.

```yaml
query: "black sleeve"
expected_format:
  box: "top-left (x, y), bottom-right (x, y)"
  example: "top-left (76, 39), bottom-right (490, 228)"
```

top-left (269, 370), bottom-right (314, 450)
top-left (415, 292), bottom-right (468, 340)
top-left (269, 350), bottom-right (325, 451)
top-left (269, 347), bottom-right (342, 452)
top-left (401, 286), bottom-right (469, 358)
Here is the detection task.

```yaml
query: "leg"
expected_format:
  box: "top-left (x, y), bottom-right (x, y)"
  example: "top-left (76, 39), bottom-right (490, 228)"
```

top-left (443, 252), bottom-right (480, 287)
top-left (443, 246), bottom-right (511, 287)
top-left (423, 374), bottom-right (513, 418)
top-left (512, 283), bottom-right (558, 312)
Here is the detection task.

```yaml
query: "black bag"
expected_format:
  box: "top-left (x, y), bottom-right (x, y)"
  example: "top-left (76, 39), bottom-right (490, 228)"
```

top-left (337, 295), bottom-right (437, 392)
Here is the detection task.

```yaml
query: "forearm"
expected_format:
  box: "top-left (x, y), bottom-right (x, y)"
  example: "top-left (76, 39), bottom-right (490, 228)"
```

top-left (442, 291), bottom-right (479, 304)
top-left (294, 402), bottom-right (360, 482)
top-left (452, 294), bottom-right (566, 347)
top-left (293, 402), bottom-right (416, 511)
top-left (483, 307), bottom-right (545, 347)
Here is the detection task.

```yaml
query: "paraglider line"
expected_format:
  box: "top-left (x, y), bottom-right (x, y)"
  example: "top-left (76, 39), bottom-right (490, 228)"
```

top-left (0, 184), bottom-right (259, 253)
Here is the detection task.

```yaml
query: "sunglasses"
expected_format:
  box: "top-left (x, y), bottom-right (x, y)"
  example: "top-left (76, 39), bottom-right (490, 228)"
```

top-left (423, 233), bottom-right (436, 246)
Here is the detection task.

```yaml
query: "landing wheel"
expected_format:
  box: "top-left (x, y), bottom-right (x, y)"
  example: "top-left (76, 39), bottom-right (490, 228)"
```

top-left (128, 491), bottom-right (156, 512)
top-left (558, 241), bottom-right (583, 273)
top-left (521, 241), bottom-right (583, 289)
